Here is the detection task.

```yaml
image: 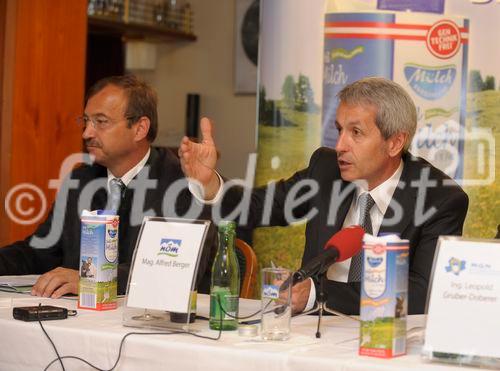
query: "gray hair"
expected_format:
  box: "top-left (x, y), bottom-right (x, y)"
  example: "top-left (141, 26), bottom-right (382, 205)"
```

top-left (337, 77), bottom-right (417, 151)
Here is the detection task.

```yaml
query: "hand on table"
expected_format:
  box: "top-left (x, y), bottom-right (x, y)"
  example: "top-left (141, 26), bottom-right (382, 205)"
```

top-left (31, 267), bottom-right (79, 298)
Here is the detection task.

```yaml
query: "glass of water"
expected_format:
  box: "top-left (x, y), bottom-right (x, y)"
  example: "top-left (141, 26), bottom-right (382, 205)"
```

top-left (260, 267), bottom-right (292, 341)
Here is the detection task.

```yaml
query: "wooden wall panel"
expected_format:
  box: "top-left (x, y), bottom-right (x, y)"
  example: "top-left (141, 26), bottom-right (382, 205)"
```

top-left (0, 0), bottom-right (5, 123)
top-left (0, 0), bottom-right (87, 245)
top-left (0, 0), bottom-right (16, 246)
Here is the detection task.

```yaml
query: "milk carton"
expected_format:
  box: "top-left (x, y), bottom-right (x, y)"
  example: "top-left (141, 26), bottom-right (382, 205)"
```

top-left (359, 234), bottom-right (409, 358)
top-left (78, 210), bottom-right (119, 311)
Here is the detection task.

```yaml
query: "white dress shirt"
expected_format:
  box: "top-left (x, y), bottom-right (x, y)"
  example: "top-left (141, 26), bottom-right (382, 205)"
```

top-left (304, 160), bottom-right (404, 310)
top-left (188, 171), bottom-right (225, 204)
top-left (107, 148), bottom-right (151, 190)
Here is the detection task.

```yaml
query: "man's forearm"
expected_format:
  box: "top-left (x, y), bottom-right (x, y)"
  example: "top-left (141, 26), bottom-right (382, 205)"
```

top-left (0, 242), bottom-right (39, 275)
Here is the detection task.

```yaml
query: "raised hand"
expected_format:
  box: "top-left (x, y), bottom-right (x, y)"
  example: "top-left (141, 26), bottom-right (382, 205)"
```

top-left (179, 117), bottom-right (220, 199)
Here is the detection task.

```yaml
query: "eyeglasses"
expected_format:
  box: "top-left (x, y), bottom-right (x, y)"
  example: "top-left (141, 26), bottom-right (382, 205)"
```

top-left (76, 115), bottom-right (139, 130)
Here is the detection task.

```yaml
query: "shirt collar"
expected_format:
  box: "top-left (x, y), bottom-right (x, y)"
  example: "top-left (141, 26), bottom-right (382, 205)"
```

top-left (107, 148), bottom-right (151, 188)
top-left (354, 159), bottom-right (404, 215)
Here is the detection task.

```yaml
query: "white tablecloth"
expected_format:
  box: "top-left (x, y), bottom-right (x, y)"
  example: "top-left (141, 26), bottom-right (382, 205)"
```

top-left (0, 291), bottom-right (479, 371)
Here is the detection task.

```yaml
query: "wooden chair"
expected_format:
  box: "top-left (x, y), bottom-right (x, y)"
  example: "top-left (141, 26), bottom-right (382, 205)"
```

top-left (235, 238), bottom-right (258, 299)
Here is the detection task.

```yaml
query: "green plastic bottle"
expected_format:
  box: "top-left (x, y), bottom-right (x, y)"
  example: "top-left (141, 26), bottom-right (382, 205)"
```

top-left (209, 220), bottom-right (240, 330)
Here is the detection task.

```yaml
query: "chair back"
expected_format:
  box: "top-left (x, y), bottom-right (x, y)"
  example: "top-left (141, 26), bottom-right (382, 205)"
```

top-left (235, 238), bottom-right (258, 299)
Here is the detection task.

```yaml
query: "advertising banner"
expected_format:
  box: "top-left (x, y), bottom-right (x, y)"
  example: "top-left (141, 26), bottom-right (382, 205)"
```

top-left (255, 0), bottom-right (498, 275)
top-left (322, 12), bottom-right (469, 179)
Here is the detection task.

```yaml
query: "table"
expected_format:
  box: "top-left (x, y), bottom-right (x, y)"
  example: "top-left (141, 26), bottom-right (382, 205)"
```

top-left (0, 291), bottom-right (479, 371)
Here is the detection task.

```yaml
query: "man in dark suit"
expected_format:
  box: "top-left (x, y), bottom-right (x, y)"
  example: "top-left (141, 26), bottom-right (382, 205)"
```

top-left (0, 75), bottom-right (214, 298)
top-left (179, 77), bottom-right (468, 314)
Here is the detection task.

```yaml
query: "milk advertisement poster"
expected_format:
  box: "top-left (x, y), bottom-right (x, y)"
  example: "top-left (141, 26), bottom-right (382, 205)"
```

top-left (322, 11), bottom-right (468, 180)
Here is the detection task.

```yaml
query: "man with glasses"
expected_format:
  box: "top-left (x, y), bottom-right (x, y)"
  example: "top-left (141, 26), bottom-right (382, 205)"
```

top-left (0, 75), bottom-right (214, 298)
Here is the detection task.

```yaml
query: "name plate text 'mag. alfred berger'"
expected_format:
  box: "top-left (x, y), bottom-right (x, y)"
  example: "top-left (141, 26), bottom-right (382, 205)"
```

top-left (126, 218), bottom-right (210, 314)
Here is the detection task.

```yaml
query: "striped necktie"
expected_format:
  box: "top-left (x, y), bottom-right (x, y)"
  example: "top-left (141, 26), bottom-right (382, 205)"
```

top-left (348, 192), bottom-right (375, 282)
top-left (109, 178), bottom-right (125, 212)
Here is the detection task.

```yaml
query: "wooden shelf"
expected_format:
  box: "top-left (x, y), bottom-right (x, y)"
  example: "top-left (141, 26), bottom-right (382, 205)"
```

top-left (88, 15), bottom-right (196, 42)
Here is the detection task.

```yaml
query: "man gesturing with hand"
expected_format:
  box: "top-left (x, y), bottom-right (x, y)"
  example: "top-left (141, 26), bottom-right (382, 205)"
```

top-left (178, 77), bottom-right (468, 315)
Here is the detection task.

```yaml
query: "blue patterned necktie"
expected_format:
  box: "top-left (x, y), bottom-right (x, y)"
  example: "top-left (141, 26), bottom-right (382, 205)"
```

top-left (348, 192), bottom-right (375, 282)
top-left (109, 178), bottom-right (125, 212)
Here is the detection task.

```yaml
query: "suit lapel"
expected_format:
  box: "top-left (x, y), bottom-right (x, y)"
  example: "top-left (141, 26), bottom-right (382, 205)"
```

top-left (91, 188), bottom-right (108, 211)
top-left (319, 179), bottom-right (356, 252)
top-left (332, 181), bottom-right (356, 231)
top-left (379, 155), bottom-right (417, 236)
top-left (88, 166), bottom-right (108, 211)
top-left (138, 147), bottom-right (160, 213)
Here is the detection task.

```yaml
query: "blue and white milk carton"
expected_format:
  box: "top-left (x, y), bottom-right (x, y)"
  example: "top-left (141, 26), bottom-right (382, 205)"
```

top-left (78, 210), bottom-right (119, 311)
top-left (359, 234), bottom-right (409, 358)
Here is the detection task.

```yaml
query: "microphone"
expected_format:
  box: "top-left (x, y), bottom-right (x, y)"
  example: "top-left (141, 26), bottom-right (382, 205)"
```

top-left (292, 225), bottom-right (365, 284)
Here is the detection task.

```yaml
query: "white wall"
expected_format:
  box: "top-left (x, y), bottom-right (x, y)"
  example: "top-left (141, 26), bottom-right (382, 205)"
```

top-left (132, 0), bottom-right (257, 179)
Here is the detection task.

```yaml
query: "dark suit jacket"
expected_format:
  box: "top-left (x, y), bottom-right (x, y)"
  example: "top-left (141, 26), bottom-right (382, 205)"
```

top-left (0, 147), bottom-right (215, 294)
top-left (220, 147), bottom-right (468, 314)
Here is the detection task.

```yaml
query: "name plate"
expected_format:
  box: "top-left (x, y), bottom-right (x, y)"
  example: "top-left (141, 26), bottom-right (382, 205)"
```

top-left (126, 217), bottom-right (210, 313)
top-left (423, 236), bottom-right (500, 364)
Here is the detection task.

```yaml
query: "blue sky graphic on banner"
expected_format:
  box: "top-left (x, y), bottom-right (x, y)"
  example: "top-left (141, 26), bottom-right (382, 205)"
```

top-left (259, 2), bottom-right (324, 101)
